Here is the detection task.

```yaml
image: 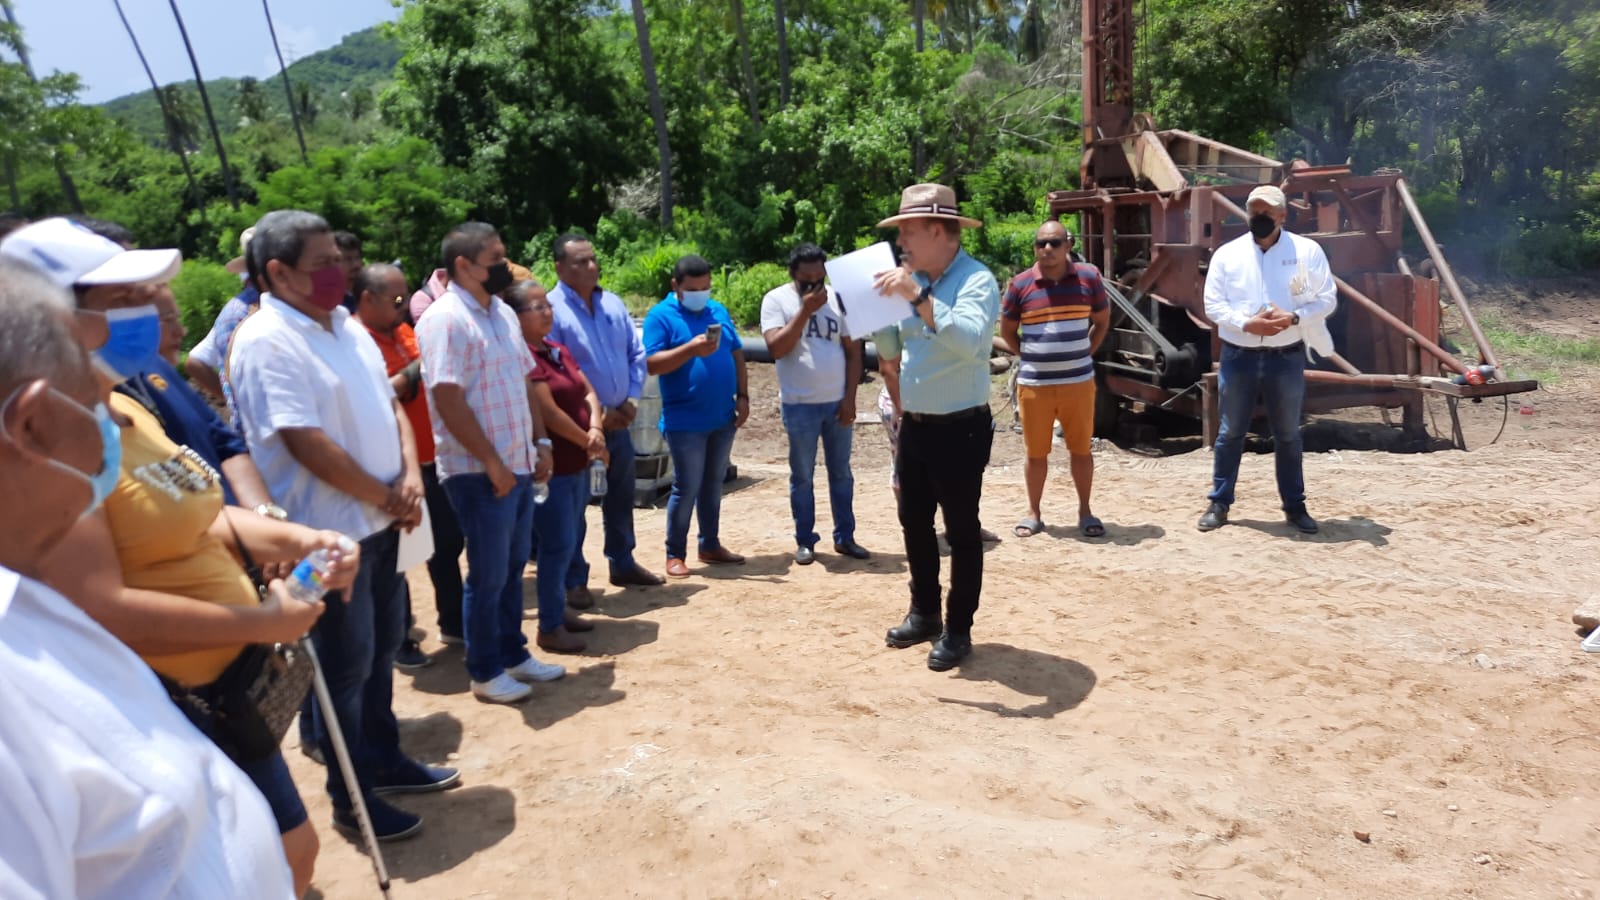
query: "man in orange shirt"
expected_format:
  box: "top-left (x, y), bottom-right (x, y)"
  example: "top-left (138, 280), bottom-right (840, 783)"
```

top-left (354, 264), bottom-right (466, 667)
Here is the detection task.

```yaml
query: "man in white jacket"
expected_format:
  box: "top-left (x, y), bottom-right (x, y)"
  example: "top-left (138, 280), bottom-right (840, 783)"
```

top-left (1198, 184), bottom-right (1337, 535)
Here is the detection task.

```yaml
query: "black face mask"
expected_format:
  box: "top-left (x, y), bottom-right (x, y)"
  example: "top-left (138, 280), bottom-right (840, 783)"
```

top-left (1249, 214), bottom-right (1278, 240)
top-left (482, 261), bottom-right (514, 295)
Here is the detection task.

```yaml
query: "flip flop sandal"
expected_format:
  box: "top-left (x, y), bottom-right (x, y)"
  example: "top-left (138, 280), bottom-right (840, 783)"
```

top-left (1079, 515), bottom-right (1105, 538)
top-left (1014, 517), bottom-right (1045, 538)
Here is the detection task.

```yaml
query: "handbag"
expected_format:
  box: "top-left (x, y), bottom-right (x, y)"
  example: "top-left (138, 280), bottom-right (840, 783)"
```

top-left (162, 513), bottom-right (316, 763)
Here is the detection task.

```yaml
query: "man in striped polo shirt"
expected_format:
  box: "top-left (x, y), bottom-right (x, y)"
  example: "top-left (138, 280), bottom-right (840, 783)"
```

top-left (998, 221), bottom-right (1111, 538)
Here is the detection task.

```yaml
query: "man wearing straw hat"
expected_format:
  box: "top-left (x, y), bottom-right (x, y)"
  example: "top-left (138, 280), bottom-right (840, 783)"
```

top-left (870, 183), bottom-right (1000, 672)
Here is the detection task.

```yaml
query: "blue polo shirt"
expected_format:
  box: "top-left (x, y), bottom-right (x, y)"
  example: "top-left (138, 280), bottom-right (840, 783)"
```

top-left (642, 294), bottom-right (743, 433)
top-left (114, 358), bottom-right (251, 504)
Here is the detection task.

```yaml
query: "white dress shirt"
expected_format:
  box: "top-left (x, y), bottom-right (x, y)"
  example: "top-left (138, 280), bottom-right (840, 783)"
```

top-left (0, 567), bottom-right (293, 900)
top-left (1204, 230), bottom-right (1338, 348)
top-left (229, 294), bottom-right (402, 539)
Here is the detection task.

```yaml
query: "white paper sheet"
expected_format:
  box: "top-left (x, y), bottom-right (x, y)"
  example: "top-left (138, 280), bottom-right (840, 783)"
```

top-left (824, 242), bottom-right (913, 338)
top-left (396, 503), bottom-right (434, 574)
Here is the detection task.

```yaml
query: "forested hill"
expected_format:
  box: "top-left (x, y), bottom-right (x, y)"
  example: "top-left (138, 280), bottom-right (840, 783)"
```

top-left (100, 26), bottom-right (400, 146)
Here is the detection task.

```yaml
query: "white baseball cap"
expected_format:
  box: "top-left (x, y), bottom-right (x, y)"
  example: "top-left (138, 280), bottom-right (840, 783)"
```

top-left (1246, 185), bottom-right (1287, 210)
top-left (0, 217), bottom-right (181, 291)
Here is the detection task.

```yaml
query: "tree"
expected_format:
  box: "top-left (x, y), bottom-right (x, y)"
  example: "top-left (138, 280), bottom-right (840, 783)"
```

top-left (774, 0), bottom-right (792, 106)
top-left (632, 0), bottom-right (675, 228)
top-left (167, 0), bottom-right (236, 208)
top-left (730, 0), bottom-right (762, 125)
top-left (262, 0), bottom-right (308, 163)
top-left (0, 1), bottom-right (82, 211)
top-left (112, 0), bottom-right (203, 222)
top-left (236, 76), bottom-right (269, 123)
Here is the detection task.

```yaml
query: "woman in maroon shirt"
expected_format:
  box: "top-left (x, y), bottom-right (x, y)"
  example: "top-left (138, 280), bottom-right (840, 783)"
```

top-left (507, 281), bottom-right (607, 653)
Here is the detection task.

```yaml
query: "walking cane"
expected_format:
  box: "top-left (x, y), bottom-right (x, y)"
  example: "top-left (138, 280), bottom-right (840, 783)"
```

top-left (301, 638), bottom-right (392, 898)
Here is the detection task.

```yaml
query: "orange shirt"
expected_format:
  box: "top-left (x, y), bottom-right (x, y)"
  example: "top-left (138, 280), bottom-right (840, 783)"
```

top-left (365, 321), bottom-right (435, 464)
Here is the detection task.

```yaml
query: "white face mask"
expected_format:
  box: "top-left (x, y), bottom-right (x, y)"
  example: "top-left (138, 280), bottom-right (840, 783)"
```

top-left (678, 290), bottom-right (712, 313)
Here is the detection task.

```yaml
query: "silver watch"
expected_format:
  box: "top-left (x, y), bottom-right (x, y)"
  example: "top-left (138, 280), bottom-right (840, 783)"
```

top-left (254, 503), bottom-right (289, 522)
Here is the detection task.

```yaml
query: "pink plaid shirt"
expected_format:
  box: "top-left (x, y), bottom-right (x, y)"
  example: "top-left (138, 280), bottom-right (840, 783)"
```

top-left (416, 283), bottom-right (539, 478)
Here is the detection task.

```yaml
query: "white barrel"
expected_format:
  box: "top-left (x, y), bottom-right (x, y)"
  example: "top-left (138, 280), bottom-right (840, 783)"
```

top-left (630, 374), bottom-right (667, 456)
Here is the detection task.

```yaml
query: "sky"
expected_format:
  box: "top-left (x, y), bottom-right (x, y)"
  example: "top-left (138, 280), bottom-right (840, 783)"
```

top-left (10, 0), bottom-right (400, 105)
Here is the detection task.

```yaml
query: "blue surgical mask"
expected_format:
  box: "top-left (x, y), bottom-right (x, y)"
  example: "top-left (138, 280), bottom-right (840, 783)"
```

top-left (91, 304), bottom-right (161, 380)
top-left (678, 290), bottom-right (712, 313)
top-left (0, 385), bottom-right (122, 519)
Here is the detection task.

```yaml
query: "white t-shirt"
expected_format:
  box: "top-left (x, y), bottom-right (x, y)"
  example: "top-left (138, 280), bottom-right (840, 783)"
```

top-left (759, 283), bottom-right (851, 405)
top-left (0, 567), bottom-right (294, 900)
top-left (228, 294), bottom-right (402, 539)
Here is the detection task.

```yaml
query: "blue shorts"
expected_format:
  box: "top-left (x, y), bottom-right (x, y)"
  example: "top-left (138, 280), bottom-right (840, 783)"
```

top-left (234, 750), bottom-right (308, 833)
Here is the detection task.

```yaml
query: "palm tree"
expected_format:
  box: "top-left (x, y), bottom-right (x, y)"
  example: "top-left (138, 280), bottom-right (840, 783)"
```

top-left (774, 0), bottom-right (792, 107)
top-left (112, 0), bottom-right (204, 221)
top-left (167, 0), bottom-right (237, 209)
top-left (261, 0), bottom-right (307, 163)
top-left (629, 0), bottom-right (674, 229)
top-left (0, 0), bottom-right (82, 212)
top-left (730, 0), bottom-right (761, 126)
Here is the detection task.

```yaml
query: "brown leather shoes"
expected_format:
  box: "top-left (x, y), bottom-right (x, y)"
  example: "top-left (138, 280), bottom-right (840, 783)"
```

top-left (697, 547), bottom-right (746, 565)
top-left (665, 557), bottom-right (691, 578)
top-left (536, 626), bottom-right (586, 654)
top-left (564, 613), bottom-right (594, 633)
top-left (609, 564), bottom-right (666, 587)
top-left (565, 585), bottom-right (596, 609)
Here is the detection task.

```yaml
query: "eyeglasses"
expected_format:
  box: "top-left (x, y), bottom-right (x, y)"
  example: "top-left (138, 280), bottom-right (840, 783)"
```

top-left (1034, 238), bottom-right (1066, 249)
top-left (390, 295), bottom-right (406, 309)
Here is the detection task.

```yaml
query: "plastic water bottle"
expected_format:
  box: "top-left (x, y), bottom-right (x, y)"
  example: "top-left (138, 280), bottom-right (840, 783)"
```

top-left (588, 458), bottom-right (608, 499)
top-left (285, 535), bottom-right (358, 604)
top-left (532, 479), bottom-right (549, 505)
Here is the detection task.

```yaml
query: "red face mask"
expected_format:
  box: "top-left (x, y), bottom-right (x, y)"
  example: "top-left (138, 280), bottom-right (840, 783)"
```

top-left (307, 265), bottom-right (348, 311)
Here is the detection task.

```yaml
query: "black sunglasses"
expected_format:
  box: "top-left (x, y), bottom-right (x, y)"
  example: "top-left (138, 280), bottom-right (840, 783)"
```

top-left (1034, 238), bottom-right (1066, 249)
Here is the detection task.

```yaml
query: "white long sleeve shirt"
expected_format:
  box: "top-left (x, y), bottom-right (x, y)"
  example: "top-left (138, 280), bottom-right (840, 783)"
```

top-left (1203, 230), bottom-right (1338, 348)
top-left (0, 567), bottom-right (293, 900)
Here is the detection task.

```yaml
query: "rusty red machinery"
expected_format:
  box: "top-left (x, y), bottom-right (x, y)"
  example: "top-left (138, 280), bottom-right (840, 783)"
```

top-left (1049, 0), bottom-right (1537, 448)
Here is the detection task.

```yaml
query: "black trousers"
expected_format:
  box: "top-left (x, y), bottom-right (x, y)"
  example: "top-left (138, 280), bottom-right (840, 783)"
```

top-left (896, 407), bottom-right (993, 634)
top-left (421, 462), bottom-right (465, 638)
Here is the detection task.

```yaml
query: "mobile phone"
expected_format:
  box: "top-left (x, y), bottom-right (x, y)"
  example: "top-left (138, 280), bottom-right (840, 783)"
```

top-left (706, 323), bottom-right (722, 345)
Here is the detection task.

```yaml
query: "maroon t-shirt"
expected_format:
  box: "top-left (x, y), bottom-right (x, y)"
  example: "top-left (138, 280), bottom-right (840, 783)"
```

top-left (528, 339), bottom-right (591, 476)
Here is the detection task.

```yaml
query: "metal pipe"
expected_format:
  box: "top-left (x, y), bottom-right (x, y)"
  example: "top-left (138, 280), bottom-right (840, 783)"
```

top-left (1334, 276), bottom-right (1471, 376)
top-left (1394, 177), bottom-right (1500, 377)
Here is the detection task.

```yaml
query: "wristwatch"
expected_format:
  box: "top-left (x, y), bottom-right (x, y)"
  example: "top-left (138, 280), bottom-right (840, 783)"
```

top-left (254, 503), bottom-right (289, 522)
top-left (535, 438), bottom-right (553, 452)
top-left (1290, 312), bottom-right (1301, 325)
top-left (911, 285), bottom-right (932, 308)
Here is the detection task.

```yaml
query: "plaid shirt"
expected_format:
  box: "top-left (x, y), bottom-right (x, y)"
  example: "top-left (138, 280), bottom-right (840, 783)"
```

top-left (416, 283), bottom-right (538, 479)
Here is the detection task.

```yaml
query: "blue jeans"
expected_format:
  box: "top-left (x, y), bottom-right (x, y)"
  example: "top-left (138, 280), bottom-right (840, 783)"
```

top-left (443, 474), bottom-right (535, 683)
top-left (663, 421), bottom-right (737, 559)
top-left (566, 428), bottom-right (641, 587)
top-left (781, 401), bottom-right (856, 547)
top-left (307, 528), bottom-right (406, 810)
top-left (534, 473), bottom-right (585, 631)
top-left (1209, 342), bottom-right (1307, 511)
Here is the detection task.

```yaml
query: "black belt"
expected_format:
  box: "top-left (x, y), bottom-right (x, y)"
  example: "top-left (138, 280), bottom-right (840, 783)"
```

top-left (1229, 341), bottom-right (1304, 355)
top-left (903, 404), bottom-right (989, 424)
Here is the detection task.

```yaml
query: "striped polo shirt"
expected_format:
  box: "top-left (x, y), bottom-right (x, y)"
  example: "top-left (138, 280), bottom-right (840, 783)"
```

top-left (1001, 262), bottom-right (1108, 386)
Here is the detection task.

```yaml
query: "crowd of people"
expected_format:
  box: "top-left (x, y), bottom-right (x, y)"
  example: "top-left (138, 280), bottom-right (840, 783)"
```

top-left (0, 179), bottom-right (1334, 895)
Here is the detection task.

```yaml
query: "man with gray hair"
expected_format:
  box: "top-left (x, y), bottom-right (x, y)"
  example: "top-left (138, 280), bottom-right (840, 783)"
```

top-left (1198, 184), bottom-right (1337, 535)
top-left (0, 259), bottom-right (296, 897)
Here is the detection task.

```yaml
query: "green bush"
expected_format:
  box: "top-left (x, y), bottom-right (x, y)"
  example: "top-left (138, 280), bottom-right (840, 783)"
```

top-left (610, 242), bottom-right (702, 306)
top-left (718, 262), bottom-right (788, 327)
top-left (170, 260), bottom-right (242, 351)
top-left (970, 215), bottom-right (1040, 281)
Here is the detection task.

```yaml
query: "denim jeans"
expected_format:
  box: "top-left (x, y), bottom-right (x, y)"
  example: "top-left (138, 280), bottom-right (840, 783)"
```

top-left (533, 473), bottom-right (585, 632)
top-left (566, 428), bottom-right (641, 588)
top-left (663, 421), bottom-right (737, 559)
top-left (781, 401), bottom-right (856, 547)
top-left (1209, 342), bottom-right (1308, 511)
top-left (421, 462), bottom-right (465, 638)
top-left (897, 407), bottom-right (993, 634)
top-left (306, 527), bottom-right (407, 810)
top-left (442, 473), bottom-right (535, 683)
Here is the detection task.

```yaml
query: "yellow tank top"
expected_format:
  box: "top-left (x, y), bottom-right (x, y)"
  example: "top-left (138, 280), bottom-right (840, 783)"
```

top-left (105, 394), bottom-right (259, 686)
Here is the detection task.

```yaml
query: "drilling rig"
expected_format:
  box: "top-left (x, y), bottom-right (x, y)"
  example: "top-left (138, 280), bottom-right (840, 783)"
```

top-left (1049, 0), bottom-right (1537, 448)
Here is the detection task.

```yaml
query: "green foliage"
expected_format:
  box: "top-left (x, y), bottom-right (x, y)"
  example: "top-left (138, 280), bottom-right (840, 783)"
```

top-left (718, 262), bottom-right (788, 327)
top-left (170, 259), bottom-right (240, 349)
top-left (609, 242), bottom-right (703, 304)
top-left (968, 215), bottom-right (1039, 281)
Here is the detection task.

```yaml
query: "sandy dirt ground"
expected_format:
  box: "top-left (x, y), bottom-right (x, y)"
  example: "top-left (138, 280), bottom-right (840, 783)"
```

top-left (295, 299), bottom-right (1600, 900)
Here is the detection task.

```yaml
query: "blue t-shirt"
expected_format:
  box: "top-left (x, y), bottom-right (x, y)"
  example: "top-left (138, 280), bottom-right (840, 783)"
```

top-left (642, 294), bottom-right (743, 433)
top-left (115, 358), bottom-right (251, 504)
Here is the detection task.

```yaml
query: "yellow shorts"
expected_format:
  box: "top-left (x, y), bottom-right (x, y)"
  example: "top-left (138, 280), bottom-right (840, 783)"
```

top-left (1018, 380), bottom-right (1096, 458)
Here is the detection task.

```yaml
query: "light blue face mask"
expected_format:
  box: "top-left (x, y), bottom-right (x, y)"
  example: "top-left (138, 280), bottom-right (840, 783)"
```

top-left (678, 289), bottom-right (712, 313)
top-left (0, 385), bottom-right (122, 519)
top-left (90, 304), bottom-right (162, 380)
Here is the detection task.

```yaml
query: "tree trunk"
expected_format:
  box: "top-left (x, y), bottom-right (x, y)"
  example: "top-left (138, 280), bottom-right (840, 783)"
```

top-left (168, 0), bottom-right (238, 209)
top-left (731, 0), bottom-right (762, 126)
top-left (3, 153), bottom-right (19, 210)
top-left (262, 0), bottom-right (308, 163)
top-left (914, 0), bottom-right (926, 52)
top-left (774, 0), bottom-right (792, 108)
top-left (630, 0), bottom-right (674, 230)
top-left (0, 0), bottom-right (83, 212)
top-left (113, 0), bottom-right (205, 223)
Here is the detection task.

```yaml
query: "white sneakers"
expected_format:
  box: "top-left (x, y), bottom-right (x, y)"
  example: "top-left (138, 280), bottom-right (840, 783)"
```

top-left (507, 657), bottom-right (566, 683)
top-left (471, 673), bottom-right (532, 704)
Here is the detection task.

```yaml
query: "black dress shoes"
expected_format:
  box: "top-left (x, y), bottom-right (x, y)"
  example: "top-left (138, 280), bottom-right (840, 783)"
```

top-left (927, 632), bottom-right (972, 671)
top-left (1285, 508), bottom-right (1319, 534)
top-left (885, 611), bottom-right (943, 648)
top-left (795, 544), bottom-right (816, 565)
top-left (1197, 502), bottom-right (1229, 532)
top-left (832, 541), bottom-right (871, 559)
